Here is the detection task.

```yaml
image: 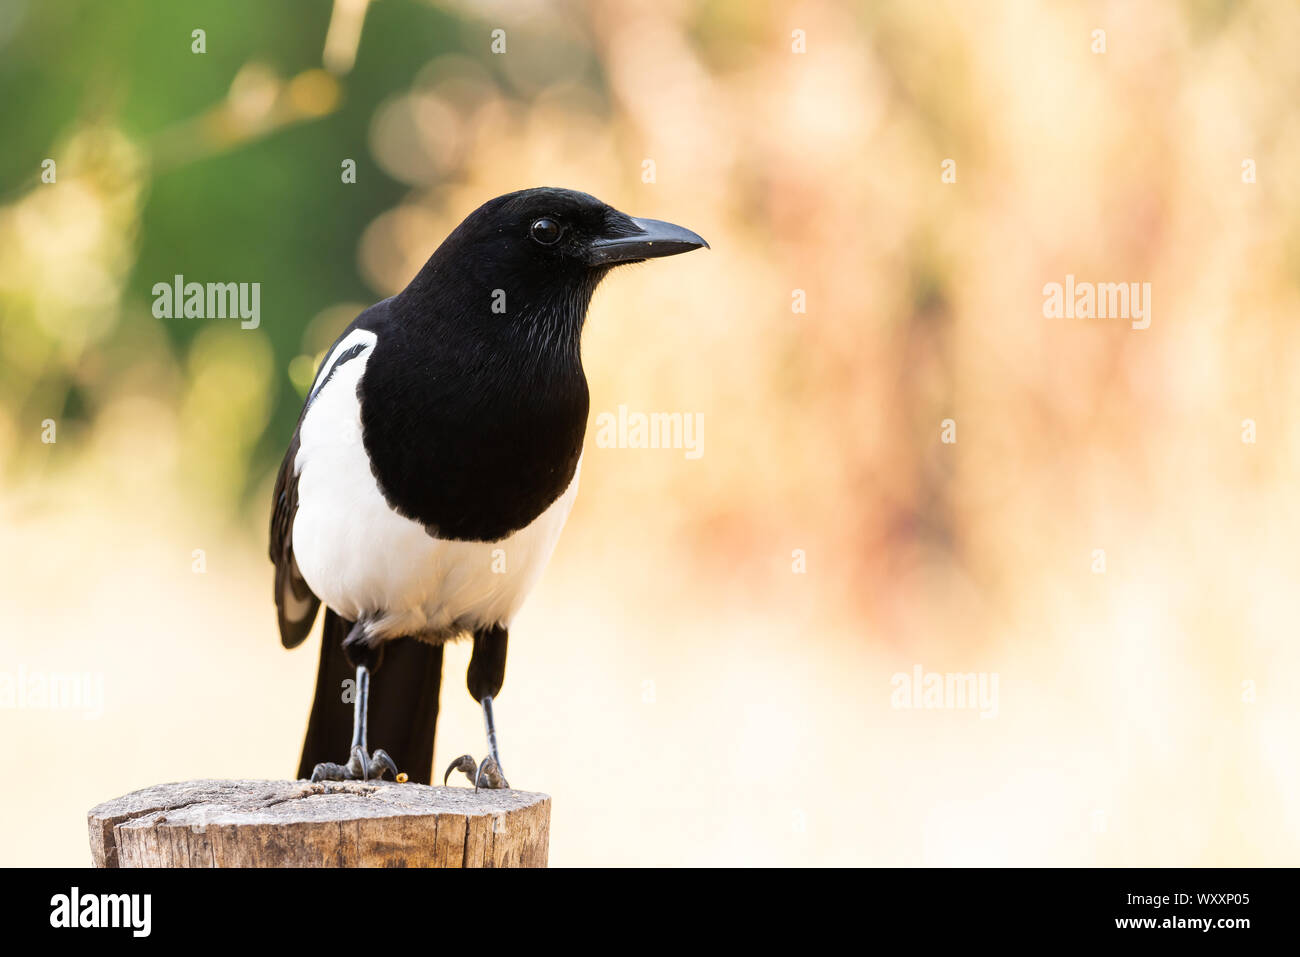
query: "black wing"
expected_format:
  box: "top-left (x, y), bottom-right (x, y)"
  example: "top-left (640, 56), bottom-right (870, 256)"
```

top-left (269, 422), bottom-right (320, 649)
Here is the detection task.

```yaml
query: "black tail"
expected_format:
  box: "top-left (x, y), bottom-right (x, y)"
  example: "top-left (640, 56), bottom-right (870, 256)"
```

top-left (298, 609), bottom-right (445, 784)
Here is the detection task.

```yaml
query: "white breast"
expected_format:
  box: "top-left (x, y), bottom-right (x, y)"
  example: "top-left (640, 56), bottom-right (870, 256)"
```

top-left (291, 330), bottom-right (579, 644)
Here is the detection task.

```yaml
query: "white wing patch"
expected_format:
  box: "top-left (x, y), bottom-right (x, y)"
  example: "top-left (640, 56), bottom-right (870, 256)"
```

top-left (291, 329), bottom-right (579, 643)
top-left (306, 328), bottom-right (378, 409)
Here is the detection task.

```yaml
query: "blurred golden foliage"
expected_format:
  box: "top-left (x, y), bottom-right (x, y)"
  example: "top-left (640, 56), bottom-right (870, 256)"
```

top-left (3, 0), bottom-right (1299, 865)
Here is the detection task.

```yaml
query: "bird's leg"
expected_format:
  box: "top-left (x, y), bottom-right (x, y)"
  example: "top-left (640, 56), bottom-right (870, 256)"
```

top-left (475, 694), bottom-right (509, 788)
top-left (311, 629), bottom-right (399, 782)
top-left (444, 625), bottom-right (511, 789)
top-left (443, 696), bottom-right (510, 789)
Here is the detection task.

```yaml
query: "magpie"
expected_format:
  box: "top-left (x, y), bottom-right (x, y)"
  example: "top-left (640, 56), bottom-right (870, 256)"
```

top-left (269, 187), bottom-right (707, 787)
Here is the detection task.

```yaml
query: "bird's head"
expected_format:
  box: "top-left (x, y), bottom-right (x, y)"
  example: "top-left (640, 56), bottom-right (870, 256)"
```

top-left (400, 187), bottom-right (708, 348)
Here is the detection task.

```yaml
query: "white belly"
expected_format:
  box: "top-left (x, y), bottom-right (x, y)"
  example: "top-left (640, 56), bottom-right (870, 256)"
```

top-left (291, 334), bottom-right (579, 643)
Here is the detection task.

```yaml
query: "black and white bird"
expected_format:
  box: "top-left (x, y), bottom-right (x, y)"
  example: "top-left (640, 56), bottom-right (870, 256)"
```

top-left (269, 187), bottom-right (707, 787)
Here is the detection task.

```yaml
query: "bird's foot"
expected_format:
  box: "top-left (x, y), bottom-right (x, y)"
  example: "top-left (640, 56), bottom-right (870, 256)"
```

top-left (311, 745), bottom-right (399, 782)
top-left (443, 753), bottom-right (510, 790)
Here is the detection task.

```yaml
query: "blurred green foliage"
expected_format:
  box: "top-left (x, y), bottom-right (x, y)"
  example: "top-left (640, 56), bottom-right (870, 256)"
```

top-left (0, 0), bottom-right (496, 497)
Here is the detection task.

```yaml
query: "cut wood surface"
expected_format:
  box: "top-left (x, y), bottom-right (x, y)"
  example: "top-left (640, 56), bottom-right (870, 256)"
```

top-left (88, 779), bottom-right (550, 868)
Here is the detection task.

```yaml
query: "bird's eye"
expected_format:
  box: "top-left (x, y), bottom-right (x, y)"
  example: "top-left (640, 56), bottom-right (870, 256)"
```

top-left (530, 218), bottom-right (562, 245)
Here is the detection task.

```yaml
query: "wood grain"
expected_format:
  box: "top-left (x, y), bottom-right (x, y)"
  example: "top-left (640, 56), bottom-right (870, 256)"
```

top-left (87, 779), bottom-right (550, 868)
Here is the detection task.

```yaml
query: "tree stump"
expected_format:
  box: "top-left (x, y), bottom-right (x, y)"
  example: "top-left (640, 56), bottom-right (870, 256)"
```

top-left (88, 779), bottom-right (550, 868)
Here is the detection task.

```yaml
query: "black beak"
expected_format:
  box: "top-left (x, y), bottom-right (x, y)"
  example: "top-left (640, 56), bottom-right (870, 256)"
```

top-left (586, 217), bottom-right (709, 266)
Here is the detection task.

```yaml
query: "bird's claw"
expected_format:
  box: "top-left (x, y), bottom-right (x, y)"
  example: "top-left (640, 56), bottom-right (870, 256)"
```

top-left (443, 753), bottom-right (510, 790)
top-left (370, 748), bottom-right (399, 779)
top-left (311, 745), bottom-right (399, 782)
top-left (443, 754), bottom-right (477, 785)
top-left (475, 755), bottom-right (509, 789)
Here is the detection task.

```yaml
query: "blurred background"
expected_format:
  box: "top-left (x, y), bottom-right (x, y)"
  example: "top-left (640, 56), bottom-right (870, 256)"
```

top-left (3, 0), bottom-right (1299, 866)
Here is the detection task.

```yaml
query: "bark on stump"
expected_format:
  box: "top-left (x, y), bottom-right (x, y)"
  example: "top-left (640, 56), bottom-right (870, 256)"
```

top-left (87, 779), bottom-right (550, 867)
